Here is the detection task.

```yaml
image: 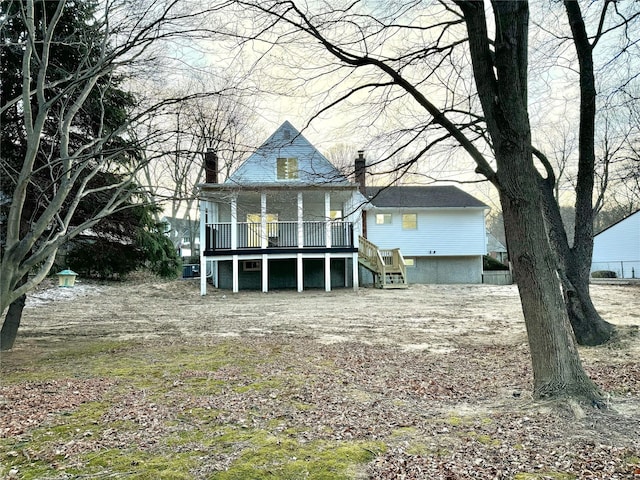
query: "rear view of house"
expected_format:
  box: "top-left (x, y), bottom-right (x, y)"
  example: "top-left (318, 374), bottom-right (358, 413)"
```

top-left (198, 121), bottom-right (366, 294)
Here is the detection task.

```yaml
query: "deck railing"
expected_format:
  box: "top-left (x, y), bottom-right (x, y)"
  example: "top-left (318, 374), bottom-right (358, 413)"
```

top-left (205, 221), bottom-right (353, 251)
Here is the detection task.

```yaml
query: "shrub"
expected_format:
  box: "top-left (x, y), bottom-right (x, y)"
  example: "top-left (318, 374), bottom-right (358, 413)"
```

top-left (483, 255), bottom-right (509, 271)
top-left (591, 270), bottom-right (617, 279)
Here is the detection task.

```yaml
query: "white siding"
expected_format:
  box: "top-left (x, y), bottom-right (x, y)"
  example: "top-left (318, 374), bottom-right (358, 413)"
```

top-left (592, 211), bottom-right (640, 279)
top-left (226, 121), bottom-right (349, 186)
top-left (366, 208), bottom-right (487, 257)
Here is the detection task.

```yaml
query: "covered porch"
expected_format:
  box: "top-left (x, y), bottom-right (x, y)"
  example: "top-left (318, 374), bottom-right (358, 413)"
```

top-left (199, 187), bottom-right (362, 294)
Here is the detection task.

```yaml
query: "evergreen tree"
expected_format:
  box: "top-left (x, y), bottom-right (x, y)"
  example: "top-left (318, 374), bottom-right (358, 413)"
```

top-left (1, 0), bottom-right (178, 349)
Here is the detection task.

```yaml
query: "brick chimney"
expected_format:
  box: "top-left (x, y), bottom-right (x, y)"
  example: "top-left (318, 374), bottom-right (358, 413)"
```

top-left (354, 150), bottom-right (367, 238)
top-left (354, 150), bottom-right (366, 195)
top-left (204, 148), bottom-right (218, 183)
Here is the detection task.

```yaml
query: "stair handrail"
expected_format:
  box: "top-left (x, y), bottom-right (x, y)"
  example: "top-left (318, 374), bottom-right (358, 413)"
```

top-left (392, 248), bottom-right (407, 285)
top-left (358, 236), bottom-right (386, 283)
top-left (359, 236), bottom-right (408, 286)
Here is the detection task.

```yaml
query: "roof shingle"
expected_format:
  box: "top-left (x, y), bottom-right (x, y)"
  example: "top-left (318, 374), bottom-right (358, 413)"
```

top-left (365, 185), bottom-right (487, 208)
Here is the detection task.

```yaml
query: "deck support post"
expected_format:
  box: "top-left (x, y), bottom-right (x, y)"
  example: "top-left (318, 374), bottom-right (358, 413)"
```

top-left (352, 252), bottom-right (359, 291)
top-left (232, 255), bottom-right (239, 293)
top-left (262, 254), bottom-right (268, 293)
top-left (297, 253), bottom-right (303, 292)
top-left (325, 253), bottom-right (331, 292)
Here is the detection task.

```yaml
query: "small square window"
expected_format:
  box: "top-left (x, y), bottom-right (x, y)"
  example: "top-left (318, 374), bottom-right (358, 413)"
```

top-left (404, 258), bottom-right (415, 267)
top-left (376, 213), bottom-right (392, 225)
top-left (402, 213), bottom-right (417, 230)
top-left (242, 260), bottom-right (261, 272)
top-left (277, 157), bottom-right (298, 180)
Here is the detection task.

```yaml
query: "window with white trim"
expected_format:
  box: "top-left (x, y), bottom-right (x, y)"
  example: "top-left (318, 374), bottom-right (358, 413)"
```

top-left (376, 213), bottom-right (392, 225)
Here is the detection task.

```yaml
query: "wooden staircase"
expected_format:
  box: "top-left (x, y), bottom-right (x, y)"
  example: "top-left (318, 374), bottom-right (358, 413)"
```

top-left (358, 236), bottom-right (408, 288)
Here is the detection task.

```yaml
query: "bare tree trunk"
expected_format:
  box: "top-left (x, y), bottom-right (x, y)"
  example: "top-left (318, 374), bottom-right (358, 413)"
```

top-left (564, 256), bottom-right (615, 346)
top-left (557, 2), bottom-right (615, 346)
top-left (501, 189), bottom-right (601, 400)
top-left (541, 182), bottom-right (615, 345)
top-left (462, 1), bottom-right (602, 402)
top-left (1, 276), bottom-right (27, 351)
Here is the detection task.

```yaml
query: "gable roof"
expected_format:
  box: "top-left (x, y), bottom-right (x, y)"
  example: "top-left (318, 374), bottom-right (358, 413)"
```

top-left (365, 185), bottom-right (488, 209)
top-left (225, 121), bottom-right (350, 187)
top-left (594, 209), bottom-right (640, 236)
top-left (487, 232), bottom-right (507, 253)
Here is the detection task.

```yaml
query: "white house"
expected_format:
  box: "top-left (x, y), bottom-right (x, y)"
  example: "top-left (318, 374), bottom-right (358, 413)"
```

top-left (591, 210), bottom-right (640, 279)
top-left (487, 232), bottom-right (508, 265)
top-left (162, 216), bottom-right (199, 259)
top-left (198, 121), bottom-right (367, 294)
top-left (361, 185), bottom-right (489, 284)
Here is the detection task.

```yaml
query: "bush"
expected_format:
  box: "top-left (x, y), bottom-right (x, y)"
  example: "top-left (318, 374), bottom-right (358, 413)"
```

top-left (591, 270), bottom-right (617, 279)
top-left (483, 255), bottom-right (509, 271)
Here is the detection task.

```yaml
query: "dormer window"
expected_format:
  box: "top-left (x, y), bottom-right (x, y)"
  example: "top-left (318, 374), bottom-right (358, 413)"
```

top-left (277, 157), bottom-right (298, 180)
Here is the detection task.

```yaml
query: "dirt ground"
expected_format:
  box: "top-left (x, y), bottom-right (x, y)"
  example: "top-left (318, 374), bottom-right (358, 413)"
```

top-left (3, 277), bottom-right (640, 478)
top-left (18, 277), bottom-right (640, 355)
top-left (14, 277), bottom-right (640, 419)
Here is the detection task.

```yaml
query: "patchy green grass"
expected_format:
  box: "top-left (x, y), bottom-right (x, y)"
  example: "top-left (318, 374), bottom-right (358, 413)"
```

top-left (2, 334), bottom-right (639, 479)
top-left (514, 473), bottom-right (577, 480)
top-left (213, 436), bottom-right (384, 480)
top-left (0, 338), bottom-right (384, 479)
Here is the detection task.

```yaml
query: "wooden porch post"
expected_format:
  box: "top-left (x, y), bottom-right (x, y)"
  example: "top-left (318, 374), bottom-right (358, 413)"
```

top-left (325, 192), bottom-right (331, 291)
top-left (261, 193), bottom-right (267, 249)
top-left (324, 192), bottom-right (331, 248)
top-left (352, 252), bottom-right (359, 291)
top-left (297, 192), bottom-right (303, 248)
top-left (325, 253), bottom-right (331, 292)
top-left (231, 195), bottom-right (238, 250)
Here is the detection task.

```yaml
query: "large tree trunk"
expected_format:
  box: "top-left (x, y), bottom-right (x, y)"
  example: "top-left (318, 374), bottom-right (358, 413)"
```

top-left (500, 190), bottom-right (601, 401)
top-left (460, 1), bottom-right (602, 402)
top-left (559, 2), bottom-right (614, 346)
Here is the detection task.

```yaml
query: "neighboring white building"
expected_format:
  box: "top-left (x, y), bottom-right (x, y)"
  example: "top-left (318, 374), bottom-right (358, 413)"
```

top-left (487, 232), bottom-right (508, 265)
top-left (162, 216), bottom-right (199, 259)
top-left (591, 210), bottom-right (640, 279)
top-left (362, 185), bottom-right (489, 284)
